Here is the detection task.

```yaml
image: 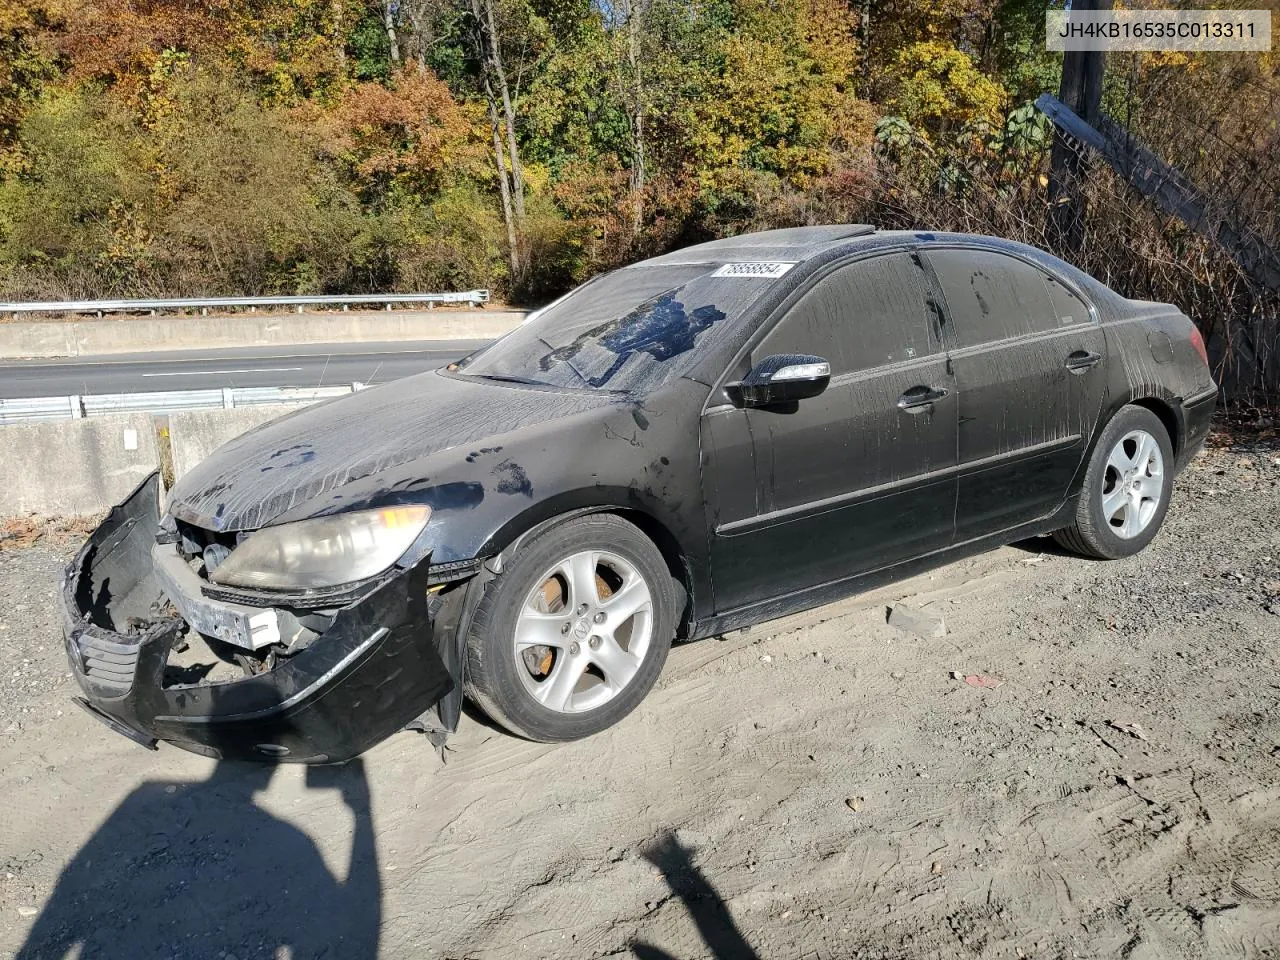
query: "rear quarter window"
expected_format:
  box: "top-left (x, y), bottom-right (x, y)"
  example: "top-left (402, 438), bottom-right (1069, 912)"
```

top-left (1042, 274), bottom-right (1091, 328)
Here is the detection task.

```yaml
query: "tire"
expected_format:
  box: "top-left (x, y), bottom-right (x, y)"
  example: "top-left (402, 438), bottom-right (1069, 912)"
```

top-left (1053, 404), bottom-right (1175, 559)
top-left (464, 514), bottom-right (678, 742)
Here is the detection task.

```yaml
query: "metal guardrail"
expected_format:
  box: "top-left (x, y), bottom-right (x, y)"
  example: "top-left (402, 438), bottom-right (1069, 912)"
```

top-left (0, 395), bottom-right (85, 422)
top-left (81, 390), bottom-right (229, 417)
top-left (1, 290), bottom-right (490, 318)
top-left (0, 385), bottom-right (361, 424)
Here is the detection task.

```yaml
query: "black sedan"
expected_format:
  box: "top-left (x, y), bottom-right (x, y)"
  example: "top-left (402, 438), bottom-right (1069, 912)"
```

top-left (63, 226), bottom-right (1217, 762)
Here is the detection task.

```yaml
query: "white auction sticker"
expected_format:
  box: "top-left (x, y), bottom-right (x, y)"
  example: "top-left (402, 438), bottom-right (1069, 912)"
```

top-left (1047, 9), bottom-right (1271, 51)
top-left (712, 262), bottom-right (797, 279)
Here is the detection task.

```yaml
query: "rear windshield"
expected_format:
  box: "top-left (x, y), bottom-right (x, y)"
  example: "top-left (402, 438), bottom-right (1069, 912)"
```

top-left (458, 264), bottom-right (771, 393)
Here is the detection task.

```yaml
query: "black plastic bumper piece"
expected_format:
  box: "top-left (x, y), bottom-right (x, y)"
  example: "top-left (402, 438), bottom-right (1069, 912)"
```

top-left (63, 473), bottom-right (464, 764)
top-left (1177, 385), bottom-right (1217, 472)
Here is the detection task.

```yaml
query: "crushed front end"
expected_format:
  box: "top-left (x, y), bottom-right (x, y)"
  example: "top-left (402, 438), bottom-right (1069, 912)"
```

top-left (63, 474), bottom-right (472, 763)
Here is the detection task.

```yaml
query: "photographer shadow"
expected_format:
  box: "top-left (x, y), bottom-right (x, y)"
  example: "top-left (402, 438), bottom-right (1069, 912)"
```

top-left (631, 831), bottom-right (761, 960)
top-left (17, 758), bottom-right (380, 960)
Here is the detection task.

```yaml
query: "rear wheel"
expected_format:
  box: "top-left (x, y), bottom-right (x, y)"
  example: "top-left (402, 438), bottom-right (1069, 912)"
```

top-left (1053, 405), bottom-right (1174, 559)
top-left (464, 514), bottom-right (678, 742)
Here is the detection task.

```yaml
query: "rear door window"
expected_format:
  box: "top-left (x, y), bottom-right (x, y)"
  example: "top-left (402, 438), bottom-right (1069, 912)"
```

top-left (927, 249), bottom-right (1057, 348)
top-left (754, 252), bottom-right (939, 375)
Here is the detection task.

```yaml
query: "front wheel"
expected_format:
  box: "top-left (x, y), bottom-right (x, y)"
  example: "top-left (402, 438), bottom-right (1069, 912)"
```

top-left (463, 514), bottom-right (678, 742)
top-left (1053, 404), bottom-right (1174, 559)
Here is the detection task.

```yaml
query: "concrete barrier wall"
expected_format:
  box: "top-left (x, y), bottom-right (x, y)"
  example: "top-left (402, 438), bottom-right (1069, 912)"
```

top-left (0, 406), bottom-right (319, 517)
top-left (0, 308), bottom-right (526, 359)
top-left (169, 405), bottom-right (307, 481)
top-left (1, 414), bottom-right (160, 516)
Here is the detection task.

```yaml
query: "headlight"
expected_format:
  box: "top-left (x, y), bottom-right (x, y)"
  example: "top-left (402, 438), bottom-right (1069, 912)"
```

top-left (209, 506), bottom-right (432, 590)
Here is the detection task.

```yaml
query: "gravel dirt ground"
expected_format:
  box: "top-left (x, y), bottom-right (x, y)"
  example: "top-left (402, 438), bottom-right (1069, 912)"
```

top-left (1, 429), bottom-right (1278, 960)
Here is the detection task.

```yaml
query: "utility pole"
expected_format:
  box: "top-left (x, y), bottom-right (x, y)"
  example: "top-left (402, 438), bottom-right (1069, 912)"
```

top-left (1047, 0), bottom-right (1112, 248)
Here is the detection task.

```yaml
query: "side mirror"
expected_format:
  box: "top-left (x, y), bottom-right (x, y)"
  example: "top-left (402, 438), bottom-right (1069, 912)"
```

top-left (728, 354), bottom-right (831, 408)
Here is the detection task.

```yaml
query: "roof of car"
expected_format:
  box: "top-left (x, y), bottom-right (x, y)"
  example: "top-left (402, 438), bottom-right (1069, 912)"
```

top-left (634, 225), bottom-right (1114, 306)
top-left (642, 225), bottom-right (877, 266)
top-left (639, 225), bottom-right (1069, 267)
top-left (641, 225), bottom-right (1077, 267)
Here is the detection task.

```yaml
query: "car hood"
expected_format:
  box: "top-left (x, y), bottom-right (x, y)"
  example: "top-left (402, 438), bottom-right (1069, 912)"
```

top-left (166, 371), bottom-right (616, 532)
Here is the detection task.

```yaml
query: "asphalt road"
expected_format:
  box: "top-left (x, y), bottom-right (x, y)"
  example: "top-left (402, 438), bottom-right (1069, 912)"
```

top-left (0, 340), bottom-right (490, 398)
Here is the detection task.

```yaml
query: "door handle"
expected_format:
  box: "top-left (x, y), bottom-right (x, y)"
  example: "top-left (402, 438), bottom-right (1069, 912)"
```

top-left (1065, 350), bottom-right (1102, 374)
top-left (897, 385), bottom-right (949, 413)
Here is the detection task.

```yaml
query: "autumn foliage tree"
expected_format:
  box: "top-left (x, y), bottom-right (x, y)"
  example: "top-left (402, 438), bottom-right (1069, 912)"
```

top-left (0, 0), bottom-right (1275, 393)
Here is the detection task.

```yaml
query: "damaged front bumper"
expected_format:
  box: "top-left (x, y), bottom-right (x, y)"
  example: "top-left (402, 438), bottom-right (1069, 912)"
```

top-left (63, 474), bottom-right (470, 763)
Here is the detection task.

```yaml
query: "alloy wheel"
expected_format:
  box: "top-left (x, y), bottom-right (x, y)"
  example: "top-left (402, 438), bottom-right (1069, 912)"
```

top-left (1101, 429), bottom-right (1164, 539)
top-left (513, 550), bottom-right (654, 713)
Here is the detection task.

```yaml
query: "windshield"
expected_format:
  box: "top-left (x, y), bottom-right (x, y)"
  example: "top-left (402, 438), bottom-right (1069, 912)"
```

top-left (459, 264), bottom-right (770, 393)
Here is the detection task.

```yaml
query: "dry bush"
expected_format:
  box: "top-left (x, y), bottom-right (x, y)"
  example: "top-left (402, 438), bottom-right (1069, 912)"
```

top-left (0, 514), bottom-right (102, 551)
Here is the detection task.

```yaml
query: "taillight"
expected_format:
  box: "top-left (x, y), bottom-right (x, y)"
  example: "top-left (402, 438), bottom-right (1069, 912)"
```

top-left (1189, 325), bottom-right (1209, 367)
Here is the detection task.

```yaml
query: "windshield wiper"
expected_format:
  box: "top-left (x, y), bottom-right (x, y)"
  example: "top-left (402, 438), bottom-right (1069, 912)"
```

top-left (471, 373), bottom-right (547, 386)
top-left (537, 335), bottom-right (590, 387)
